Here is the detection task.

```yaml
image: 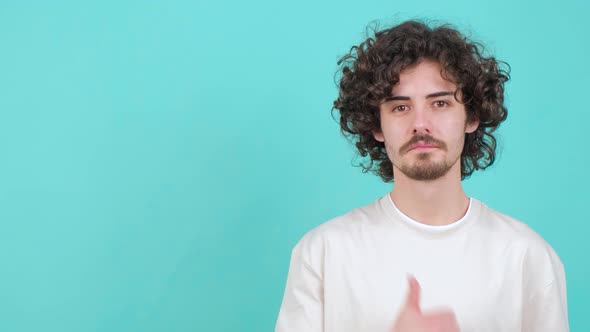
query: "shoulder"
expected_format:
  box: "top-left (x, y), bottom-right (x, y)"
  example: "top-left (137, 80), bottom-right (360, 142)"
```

top-left (478, 201), bottom-right (551, 246)
top-left (303, 195), bottom-right (387, 239)
top-left (477, 201), bottom-right (565, 280)
top-left (291, 196), bottom-right (387, 264)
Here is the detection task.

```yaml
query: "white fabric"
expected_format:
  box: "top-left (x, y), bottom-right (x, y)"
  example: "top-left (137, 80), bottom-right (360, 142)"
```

top-left (275, 194), bottom-right (569, 332)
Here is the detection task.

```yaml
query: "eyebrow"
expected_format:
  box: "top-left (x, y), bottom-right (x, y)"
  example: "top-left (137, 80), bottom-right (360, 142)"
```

top-left (383, 91), bottom-right (455, 102)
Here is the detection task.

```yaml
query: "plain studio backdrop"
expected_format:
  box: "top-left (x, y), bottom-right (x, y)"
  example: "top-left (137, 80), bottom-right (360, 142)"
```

top-left (0, 0), bottom-right (587, 331)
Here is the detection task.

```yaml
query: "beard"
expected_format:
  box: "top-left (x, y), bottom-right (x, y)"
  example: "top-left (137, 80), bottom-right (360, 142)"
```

top-left (388, 133), bottom-right (462, 181)
top-left (396, 152), bottom-right (456, 181)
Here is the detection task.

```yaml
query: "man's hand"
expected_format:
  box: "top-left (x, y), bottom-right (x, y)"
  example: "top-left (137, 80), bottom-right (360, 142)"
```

top-left (392, 276), bottom-right (461, 332)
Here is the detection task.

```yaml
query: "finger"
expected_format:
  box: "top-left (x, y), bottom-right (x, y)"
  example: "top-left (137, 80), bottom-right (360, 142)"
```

top-left (424, 311), bottom-right (460, 331)
top-left (404, 275), bottom-right (421, 312)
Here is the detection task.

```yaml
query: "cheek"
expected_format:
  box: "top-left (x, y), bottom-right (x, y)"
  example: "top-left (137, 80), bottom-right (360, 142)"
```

top-left (443, 120), bottom-right (469, 149)
top-left (379, 112), bottom-right (411, 140)
top-left (381, 128), bottom-right (406, 148)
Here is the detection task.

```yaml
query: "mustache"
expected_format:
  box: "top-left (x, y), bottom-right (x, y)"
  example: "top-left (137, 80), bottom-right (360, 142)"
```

top-left (399, 134), bottom-right (447, 154)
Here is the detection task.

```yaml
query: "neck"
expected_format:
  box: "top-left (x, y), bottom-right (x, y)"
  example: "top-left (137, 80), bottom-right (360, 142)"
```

top-left (390, 163), bottom-right (470, 226)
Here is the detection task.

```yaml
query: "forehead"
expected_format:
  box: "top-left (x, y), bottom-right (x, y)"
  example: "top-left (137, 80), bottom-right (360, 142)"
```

top-left (391, 60), bottom-right (457, 96)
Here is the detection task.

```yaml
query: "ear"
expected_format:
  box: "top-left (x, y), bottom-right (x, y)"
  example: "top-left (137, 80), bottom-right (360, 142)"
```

top-left (373, 130), bottom-right (385, 142)
top-left (465, 118), bottom-right (479, 134)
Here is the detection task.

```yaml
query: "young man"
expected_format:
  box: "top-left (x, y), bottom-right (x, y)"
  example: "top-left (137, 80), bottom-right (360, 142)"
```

top-left (275, 20), bottom-right (569, 332)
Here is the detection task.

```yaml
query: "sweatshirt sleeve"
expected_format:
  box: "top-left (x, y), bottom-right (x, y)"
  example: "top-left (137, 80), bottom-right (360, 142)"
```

top-left (521, 242), bottom-right (569, 332)
top-left (275, 236), bottom-right (324, 332)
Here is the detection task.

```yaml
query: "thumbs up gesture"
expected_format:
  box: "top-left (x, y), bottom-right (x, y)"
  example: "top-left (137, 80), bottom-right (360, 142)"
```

top-left (392, 276), bottom-right (461, 332)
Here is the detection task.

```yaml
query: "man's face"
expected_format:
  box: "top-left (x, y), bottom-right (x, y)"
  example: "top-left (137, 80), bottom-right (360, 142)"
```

top-left (373, 60), bottom-right (479, 181)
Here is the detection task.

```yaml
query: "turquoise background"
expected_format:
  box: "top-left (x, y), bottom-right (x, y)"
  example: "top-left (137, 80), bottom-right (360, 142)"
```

top-left (0, 0), bottom-right (587, 331)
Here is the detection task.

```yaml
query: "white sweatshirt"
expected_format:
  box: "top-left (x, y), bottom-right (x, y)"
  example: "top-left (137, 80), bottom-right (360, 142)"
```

top-left (275, 194), bottom-right (569, 332)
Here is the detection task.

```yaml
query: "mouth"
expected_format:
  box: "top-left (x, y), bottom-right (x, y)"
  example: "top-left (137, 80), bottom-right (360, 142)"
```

top-left (408, 142), bottom-right (439, 152)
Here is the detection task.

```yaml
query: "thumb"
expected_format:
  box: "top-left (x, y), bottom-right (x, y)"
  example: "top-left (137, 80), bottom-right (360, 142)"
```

top-left (404, 275), bottom-right (421, 312)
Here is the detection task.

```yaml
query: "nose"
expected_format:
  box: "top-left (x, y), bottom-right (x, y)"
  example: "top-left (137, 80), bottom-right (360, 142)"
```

top-left (412, 108), bottom-right (432, 135)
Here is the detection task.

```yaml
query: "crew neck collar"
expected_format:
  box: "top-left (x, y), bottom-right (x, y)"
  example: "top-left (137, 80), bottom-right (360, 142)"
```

top-left (380, 193), bottom-right (481, 234)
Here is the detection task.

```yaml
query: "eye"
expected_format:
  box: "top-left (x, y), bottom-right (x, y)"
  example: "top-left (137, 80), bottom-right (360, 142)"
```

top-left (433, 100), bottom-right (449, 108)
top-left (392, 105), bottom-right (409, 112)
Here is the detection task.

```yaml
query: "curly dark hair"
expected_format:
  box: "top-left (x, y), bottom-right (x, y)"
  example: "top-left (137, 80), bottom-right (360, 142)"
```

top-left (333, 20), bottom-right (510, 182)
